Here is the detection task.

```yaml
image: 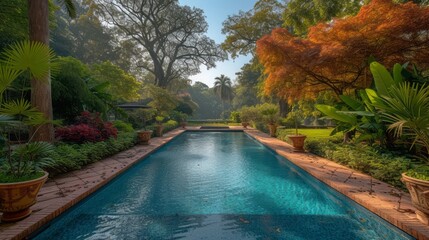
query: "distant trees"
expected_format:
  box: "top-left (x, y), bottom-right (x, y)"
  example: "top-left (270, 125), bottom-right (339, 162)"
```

top-left (95, 0), bottom-right (226, 88)
top-left (233, 62), bottom-right (262, 109)
top-left (257, 0), bottom-right (429, 102)
top-left (188, 82), bottom-right (223, 119)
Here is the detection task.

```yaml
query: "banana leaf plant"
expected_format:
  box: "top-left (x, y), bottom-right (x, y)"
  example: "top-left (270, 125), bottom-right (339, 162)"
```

top-left (366, 62), bottom-right (429, 158)
top-left (0, 41), bottom-right (57, 181)
top-left (315, 62), bottom-right (405, 144)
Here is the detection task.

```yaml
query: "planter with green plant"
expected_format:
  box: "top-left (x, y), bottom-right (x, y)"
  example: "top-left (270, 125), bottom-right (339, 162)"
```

top-left (0, 41), bottom-right (56, 222)
top-left (260, 105), bottom-right (279, 137)
top-left (240, 113), bottom-right (250, 128)
top-left (286, 107), bottom-right (306, 152)
top-left (368, 62), bottom-right (429, 224)
top-left (177, 112), bottom-right (188, 129)
top-left (155, 116), bottom-right (165, 137)
top-left (136, 109), bottom-right (155, 145)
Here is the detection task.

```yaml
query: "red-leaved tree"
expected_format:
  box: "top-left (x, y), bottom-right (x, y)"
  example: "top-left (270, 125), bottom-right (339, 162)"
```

top-left (256, 0), bottom-right (429, 101)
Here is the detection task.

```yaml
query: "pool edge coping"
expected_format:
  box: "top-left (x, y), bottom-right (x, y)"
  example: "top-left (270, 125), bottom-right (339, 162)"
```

top-left (1, 127), bottom-right (428, 239)
top-left (0, 128), bottom-right (188, 240)
top-left (243, 129), bottom-right (429, 240)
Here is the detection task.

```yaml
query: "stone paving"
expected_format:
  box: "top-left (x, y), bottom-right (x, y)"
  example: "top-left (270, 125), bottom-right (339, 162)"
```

top-left (0, 127), bottom-right (428, 239)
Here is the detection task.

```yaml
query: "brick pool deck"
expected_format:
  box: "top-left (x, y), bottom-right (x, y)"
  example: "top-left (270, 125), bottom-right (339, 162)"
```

top-left (1, 127), bottom-right (429, 239)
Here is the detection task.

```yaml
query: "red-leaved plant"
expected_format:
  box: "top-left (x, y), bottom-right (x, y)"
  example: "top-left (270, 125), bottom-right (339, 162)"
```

top-left (55, 111), bottom-right (118, 143)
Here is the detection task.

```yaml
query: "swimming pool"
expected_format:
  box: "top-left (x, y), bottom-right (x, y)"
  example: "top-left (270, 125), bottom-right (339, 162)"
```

top-left (33, 132), bottom-right (414, 239)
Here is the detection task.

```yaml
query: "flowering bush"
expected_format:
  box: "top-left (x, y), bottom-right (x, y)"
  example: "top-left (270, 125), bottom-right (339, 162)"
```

top-left (56, 111), bottom-right (118, 143)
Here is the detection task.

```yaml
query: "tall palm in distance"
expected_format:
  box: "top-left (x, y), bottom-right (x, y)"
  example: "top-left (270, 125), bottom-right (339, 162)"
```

top-left (214, 74), bottom-right (234, 119)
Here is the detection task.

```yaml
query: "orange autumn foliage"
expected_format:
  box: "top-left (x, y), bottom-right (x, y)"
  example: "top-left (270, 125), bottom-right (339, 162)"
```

top-left (256, 0), bottom-right (429, 101)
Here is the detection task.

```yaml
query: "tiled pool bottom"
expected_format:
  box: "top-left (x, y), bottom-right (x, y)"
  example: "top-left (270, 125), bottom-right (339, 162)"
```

top-left (33, 132), bottom-right (413, 239)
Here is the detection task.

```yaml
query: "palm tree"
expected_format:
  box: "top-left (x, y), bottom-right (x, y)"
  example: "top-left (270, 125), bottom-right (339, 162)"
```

top-left (28, 0), bottom-right (76, 141)
top-left (214, 74), bottom-right (234, 119)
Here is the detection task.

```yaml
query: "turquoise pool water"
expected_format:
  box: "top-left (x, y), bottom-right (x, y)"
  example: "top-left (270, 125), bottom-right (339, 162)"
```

top-left (33, 132), bottom-right (414, 239)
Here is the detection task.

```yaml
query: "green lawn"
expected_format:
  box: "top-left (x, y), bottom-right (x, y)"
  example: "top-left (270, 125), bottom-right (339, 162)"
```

top-left (277, 128), bottom-right (341, 142)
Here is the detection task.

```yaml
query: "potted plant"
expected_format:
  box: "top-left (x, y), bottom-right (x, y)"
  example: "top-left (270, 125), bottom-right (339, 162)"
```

top-left (155, 115), bottom-right (165, 137)
top-left (177, 112), bottom-right (188, 129)
top-left (402, 171), bottom-right (429, 224)
top-left (260, 104), bottom-right (279, 137)
top-left (136, 109), bottom-right (155, 145)
top-left (0, 41), bottom-right (56, 222)
top-left (286, 108), bottom-right (307, 152)
top-left (240, 112), bottom-right (250, 129)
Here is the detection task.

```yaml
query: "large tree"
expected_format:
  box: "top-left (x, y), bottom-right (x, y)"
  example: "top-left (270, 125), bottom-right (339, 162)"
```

top-left (283, 0), bottom-right (365, 36)
top-left (256, 0), bottom-right (429, 101)
top-left (28, 0), bottom-right (75, 142)
top-left (233, 61), bottom-right (262, 109)
top-left (95, 0), bottom-right (226, 88)
top-left (221, 0), bottom-right (284, 58)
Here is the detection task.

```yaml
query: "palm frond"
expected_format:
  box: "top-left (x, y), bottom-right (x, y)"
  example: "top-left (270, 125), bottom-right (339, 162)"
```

top-left (0, 99), bottom-right (46, 125)
top-left (1, 41), bottom-right (56, 80)
top-left (0, 65), bottom-right (21, 97)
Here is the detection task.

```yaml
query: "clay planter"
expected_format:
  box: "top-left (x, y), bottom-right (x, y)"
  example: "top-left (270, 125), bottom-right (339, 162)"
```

top-left (0, 172), bottom-right (48, 222)
top-left (137, 130), bottom-right (153, 145)
top-left (267, 124), bottom-right (277, 137)
top-left (180, 122), bottom-right (187, 129)
top-left (155, 125), bottom-right (164, 137)
top-left (241, 122), bottom-right (249, 128)
top-left (288, 135), bottom-right (307, 152)
top-left (402, 173), bottom-right (429, 225)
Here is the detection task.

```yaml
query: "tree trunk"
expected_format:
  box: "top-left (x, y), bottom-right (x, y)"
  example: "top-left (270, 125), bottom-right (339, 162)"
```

top-left (278, 99), bottom-right (288, 117)
top-left (28, 0), bottom-right (54, 142)
top-left (222, 101), bottom-right (225, 120)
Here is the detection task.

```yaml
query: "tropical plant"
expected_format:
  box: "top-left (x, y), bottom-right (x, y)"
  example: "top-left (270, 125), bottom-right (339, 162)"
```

top-left (367, 63), bottom-right (429, 158)
top-left (259, 103), bottom-right (279, 125)
top-left (214, 74), bottom-right (234, 119)
top-left (0, 41), bottom-right (56, 182)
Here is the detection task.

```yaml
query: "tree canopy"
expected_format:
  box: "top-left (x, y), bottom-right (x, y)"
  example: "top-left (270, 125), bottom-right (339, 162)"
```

top-left (221, 0), bottom-right (284, 58)
top-left (95, 0), bottom-right (226, 88)
top-left (257, 0), bottom-right (429, 102)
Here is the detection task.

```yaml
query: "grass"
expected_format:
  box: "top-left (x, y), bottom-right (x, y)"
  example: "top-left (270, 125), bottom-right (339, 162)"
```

top-left (277, 128), bottom-right (341, 142)
top-left (187, 122), bottom-right (241, 127)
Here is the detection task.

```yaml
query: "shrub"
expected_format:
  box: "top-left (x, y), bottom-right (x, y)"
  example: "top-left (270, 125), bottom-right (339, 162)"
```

top-left (55, 124), bottom-right (102, 143)
top-left (47, 132), bottom-right (137, 175)
top-left (304, 139), bottom-right (416, 189)
top-left (163, 120), bottom-right (178, 133)
top-left (230, 111), bottom-right (241, 123)
top-left (56, 111), bottom-right (118, 143)
top-left (113, 120), bottom-right (134, 132)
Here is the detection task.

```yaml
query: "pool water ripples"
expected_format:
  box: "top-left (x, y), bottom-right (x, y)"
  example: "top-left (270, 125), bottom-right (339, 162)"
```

top-left (33, 132), bottom-right (414, 240)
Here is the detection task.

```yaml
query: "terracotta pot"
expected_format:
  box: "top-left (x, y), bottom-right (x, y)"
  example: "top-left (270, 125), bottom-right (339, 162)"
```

top-left (267, 124), bottom-right (277, 137)
top-left (0, 172), bottom-right (48, 222)
top-left (155, 125), bottom-right (164, 137)
top-left (402, 173), bottom-right (429, 225)
top-left (288, 135), bottom-right (307, 152)
top-left (180, 122), bottom-right (187, 129)
top-left (241, 122), bottom-right (249, 128)
top-left (137, 130), bottom-right (152, 145)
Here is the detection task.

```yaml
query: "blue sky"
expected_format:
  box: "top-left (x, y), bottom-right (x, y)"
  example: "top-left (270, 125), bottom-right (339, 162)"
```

top-left (178, 0), bottom-right (258, 87)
